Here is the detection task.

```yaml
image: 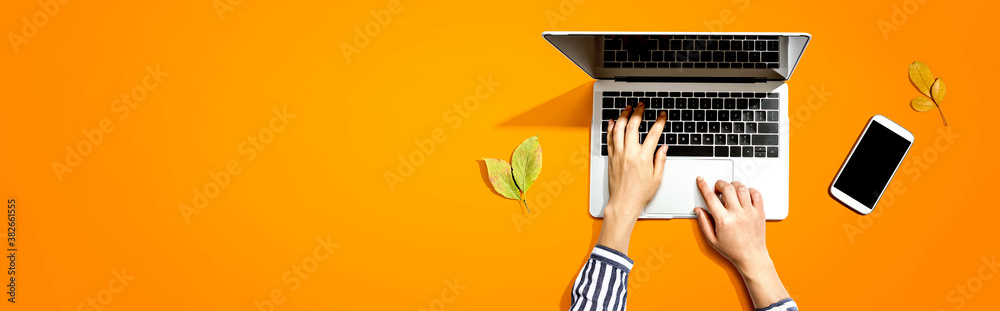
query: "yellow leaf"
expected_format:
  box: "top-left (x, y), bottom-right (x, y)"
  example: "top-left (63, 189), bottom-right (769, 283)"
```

top-left (910, 97), bottom-right (936, 112)
top-left (511, 136), bottom-right (542, 194)
top-left (483, 158), bottom-right (521, 201)
top-left (931, 78), bottom-right (946, 104)
top-left (908, 61), bottom-right (935, 98)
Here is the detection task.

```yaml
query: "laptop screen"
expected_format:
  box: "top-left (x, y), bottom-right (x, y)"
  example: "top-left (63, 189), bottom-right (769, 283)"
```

top-left (543, 32), bottom-right (810, 81)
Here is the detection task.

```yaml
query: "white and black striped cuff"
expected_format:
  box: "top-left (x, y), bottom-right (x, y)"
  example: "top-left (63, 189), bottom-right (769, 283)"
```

top-left (591, 245), bottom-right (634, 272)
top-left (755, 298), bottom-right (797, 311)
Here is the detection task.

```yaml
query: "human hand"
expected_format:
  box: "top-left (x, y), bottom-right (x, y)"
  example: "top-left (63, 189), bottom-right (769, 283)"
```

top-left (693, 178), bottom-right (791, 308)
top-left (597, 103), bottom-right (668, 254)
top-left (693, 177), bottom-right (769, 272)
top-left (605, 103), bottom-right (668, 223)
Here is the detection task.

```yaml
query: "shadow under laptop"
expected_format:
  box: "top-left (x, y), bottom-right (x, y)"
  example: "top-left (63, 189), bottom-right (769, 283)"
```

top-left (498, 81), bottom-right (594, 128)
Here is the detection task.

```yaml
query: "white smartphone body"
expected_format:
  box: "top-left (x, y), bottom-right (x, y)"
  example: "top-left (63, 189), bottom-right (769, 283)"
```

top-left (830, 115), bottom-right (914, 215)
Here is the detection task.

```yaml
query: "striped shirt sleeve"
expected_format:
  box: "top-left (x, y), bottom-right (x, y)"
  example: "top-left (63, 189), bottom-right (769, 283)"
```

top-left (755, 298), bottom-right (798, 311)
top-left (569, 245), bottom-right (633, 311)
top-left (569, 246), bottom-right (798, 311)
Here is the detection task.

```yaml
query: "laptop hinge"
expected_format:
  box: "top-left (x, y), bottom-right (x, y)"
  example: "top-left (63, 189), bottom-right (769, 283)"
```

top-left (614, 76), bottom-right (769, 83)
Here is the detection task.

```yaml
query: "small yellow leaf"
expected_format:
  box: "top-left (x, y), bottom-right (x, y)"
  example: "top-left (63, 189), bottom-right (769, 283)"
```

top-left (484, 158), bottom-right (521, 201)
top-left (511, 136), bottom-right (542, 194)
top-left (908, 61), bottom-right (935, 98)
top-left (910, 97), bottom-right (936, 112)
top-left (931, 78), bottom-right (946, 104)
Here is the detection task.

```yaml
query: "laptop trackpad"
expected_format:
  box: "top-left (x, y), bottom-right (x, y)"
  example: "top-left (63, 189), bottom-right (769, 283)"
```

top-left (645, 159), bottom-right (733, 216)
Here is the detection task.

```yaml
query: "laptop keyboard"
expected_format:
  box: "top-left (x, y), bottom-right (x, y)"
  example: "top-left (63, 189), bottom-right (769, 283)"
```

top-left (600, 91), bottom-right (780, 158)
top-left (602, 35), bottom-right (780, 69)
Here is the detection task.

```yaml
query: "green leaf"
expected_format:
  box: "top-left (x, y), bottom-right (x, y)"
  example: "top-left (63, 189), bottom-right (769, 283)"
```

top-left (908, 61), bottom-right (935, 98)
top-left (483, 158), bottom-right (521, 200)
top-left (511, 136), bottom-right (542, 193)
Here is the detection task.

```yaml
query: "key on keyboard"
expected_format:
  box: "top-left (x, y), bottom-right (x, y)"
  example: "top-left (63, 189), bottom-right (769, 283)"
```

top-left (600, 91), bottom-right (780, 158)
top-left (601, 35), bottom-right (782, 70)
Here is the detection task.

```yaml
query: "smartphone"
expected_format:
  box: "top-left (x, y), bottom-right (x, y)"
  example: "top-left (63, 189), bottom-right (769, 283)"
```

top-left (830, 115), bottom-right (914, 215)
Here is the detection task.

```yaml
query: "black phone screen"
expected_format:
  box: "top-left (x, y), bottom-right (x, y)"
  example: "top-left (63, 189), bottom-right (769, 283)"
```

top-left (834, 121), bottom-right (912, 208)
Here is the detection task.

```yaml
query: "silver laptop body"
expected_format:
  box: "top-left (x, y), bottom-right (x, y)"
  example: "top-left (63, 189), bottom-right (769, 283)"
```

top-left (543, 31), bottom-right (811, 220)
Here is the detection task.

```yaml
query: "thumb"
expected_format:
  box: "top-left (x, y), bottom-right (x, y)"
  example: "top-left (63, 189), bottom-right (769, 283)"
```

top-left (653, 145), bottom-right (667, 180)
top-left (694, 208), bottom-right (718, 245)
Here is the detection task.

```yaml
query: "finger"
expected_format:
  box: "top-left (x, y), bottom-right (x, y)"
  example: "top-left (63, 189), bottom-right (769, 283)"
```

top-left (696, 176), bottom-right (725, 216)
top-left (643, 110), bottom-right (666, 152)
top-left (749, 187), bottom-right (764, 210)
top-left (606, 119), bottom-right (615, 158)
top-left (613, 106), bottom-right (631, 151)
top-left (715, 179), bottom-right (742, 210)
top-left (731, 181), bottom-right (753, 209)
top-left (652, 145), bottom-right (668, 180)
top-left (694, 208), bottom-right (718, 245)
top-left (750, 188), bottom-right (766, 220)
top-left (625, 103), bottom-right (645, 146)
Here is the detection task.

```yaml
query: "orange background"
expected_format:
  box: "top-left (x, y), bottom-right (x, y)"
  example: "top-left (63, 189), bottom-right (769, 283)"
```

top-left (2, 0), bottom-right (998, 310)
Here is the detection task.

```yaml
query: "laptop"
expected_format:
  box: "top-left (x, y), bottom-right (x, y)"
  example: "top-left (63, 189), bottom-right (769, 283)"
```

top-left (543, 32), bottom-right (810, 220)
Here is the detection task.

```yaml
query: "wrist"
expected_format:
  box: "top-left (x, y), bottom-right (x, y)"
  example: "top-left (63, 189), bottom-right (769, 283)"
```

top-left (734, 253), bottom-right (775, 279)
top-left (602, 201), bottom-right (641, 233)
top-left (598, 203), bottom-right (638, 255)
top-left (604, 199), bottom-right (642, 222)
top-left (733, 253), bottom-right (790, 309)
top-left (596, 222), bottom-right (633, 255)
